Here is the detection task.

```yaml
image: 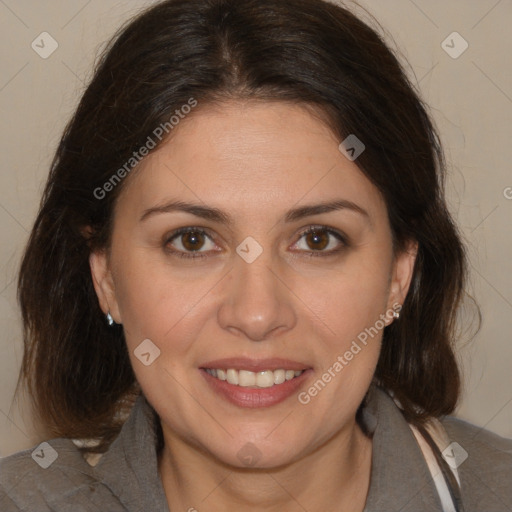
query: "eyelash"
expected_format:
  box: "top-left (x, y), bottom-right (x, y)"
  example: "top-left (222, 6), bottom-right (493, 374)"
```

top-left (163, 225), bottom-right (348, 260)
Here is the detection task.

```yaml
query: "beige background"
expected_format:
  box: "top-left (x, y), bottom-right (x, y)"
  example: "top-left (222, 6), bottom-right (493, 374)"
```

top-left (0, 0), bottom-right (511, 457)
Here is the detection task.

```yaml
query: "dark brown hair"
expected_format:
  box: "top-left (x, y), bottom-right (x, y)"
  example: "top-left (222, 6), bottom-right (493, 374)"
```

top-left (18, 0), bottom-right (469, 452)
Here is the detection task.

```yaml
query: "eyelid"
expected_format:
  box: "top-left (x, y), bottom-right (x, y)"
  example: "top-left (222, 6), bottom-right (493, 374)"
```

top-left (295, 224), bottom-right (348, 243)
top-left (290, 225), bottom-right (348, 254)
top-left (165, 226), bottom-right (216, 242)
top-left (164, 226), bottom-right (218, 257)
top-left (163, 224), bottom-right (349, 259)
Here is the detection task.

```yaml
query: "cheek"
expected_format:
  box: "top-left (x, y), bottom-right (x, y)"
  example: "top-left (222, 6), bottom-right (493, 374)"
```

top-left (294, 252), bottom-right (392, 342)
top-left (111, 251), bottom-right (222, 355)
top-left (112, 219), bottom-right (392, 349)
top-left (112, 256), bottom-right (222, 413)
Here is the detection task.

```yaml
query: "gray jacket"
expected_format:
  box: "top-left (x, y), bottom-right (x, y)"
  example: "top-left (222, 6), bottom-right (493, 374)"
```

top-left (1, 386), bottom-right (511, 511)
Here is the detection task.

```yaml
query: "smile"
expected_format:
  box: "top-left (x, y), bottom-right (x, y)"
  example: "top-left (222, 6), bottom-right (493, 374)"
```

top-left (204, 368), bottom-right (305, 388)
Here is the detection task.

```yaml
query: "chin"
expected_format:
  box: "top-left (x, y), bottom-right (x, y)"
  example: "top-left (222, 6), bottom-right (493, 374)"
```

top-left (206, 433), bottom-right (308, 470)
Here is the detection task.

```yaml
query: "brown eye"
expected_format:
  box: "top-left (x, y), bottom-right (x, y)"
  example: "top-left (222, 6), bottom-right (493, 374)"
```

top-left (292, 226), bottom-right (347, 256)
top-left (165, 228), bottom-right (217, 258)
top-left (181, 231), bottom-right (206, 251)
top-left (304, 230), bottom-right (329, 251)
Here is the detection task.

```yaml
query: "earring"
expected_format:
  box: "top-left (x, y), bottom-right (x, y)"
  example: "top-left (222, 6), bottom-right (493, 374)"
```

top-left (106, 312), bottom-right (115, 326)
top-left (392, 306), bottom-right (401, 320)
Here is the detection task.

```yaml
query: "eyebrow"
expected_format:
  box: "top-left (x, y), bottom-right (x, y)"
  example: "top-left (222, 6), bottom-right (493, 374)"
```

top-left (139, 199), bottom-right (370, 225)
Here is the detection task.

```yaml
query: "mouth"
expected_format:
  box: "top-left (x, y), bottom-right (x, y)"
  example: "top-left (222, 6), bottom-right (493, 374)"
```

top-left (203, 368), bottom-right (305, 388)
top-left (199, 358), bottom-right (311, 408)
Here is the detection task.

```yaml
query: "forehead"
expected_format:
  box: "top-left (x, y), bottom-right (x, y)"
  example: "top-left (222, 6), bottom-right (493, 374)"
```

top-left (116, 101), bottom-right (386, 223)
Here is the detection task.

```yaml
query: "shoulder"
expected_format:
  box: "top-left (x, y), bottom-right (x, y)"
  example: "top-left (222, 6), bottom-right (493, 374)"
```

top-left (0, 395), bottom-right (166, 512)
top-left (441, 415), bottom-right (512, 466)
top-left (0, 438), bottom-right (87, 511)
top-left (441, 415), bottom-right (512, 511)
top-left (0, 438), bottom-right (124, 512)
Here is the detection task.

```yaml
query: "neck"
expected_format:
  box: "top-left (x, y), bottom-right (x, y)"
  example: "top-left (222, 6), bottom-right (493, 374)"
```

top-left (158, 420), bottom-right (372, 512)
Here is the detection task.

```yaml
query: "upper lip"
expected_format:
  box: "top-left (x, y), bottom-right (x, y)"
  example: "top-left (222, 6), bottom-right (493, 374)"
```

top-left (200, 357), bottom-right (311, 372)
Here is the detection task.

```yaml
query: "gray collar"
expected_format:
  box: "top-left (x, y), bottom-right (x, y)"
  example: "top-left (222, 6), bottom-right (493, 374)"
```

top-left (93, 386), bottom-right (441, 511)
top-left (94, 395), bottom-right (170, 511)
top-left (362, 385), bottom-right (442, 511)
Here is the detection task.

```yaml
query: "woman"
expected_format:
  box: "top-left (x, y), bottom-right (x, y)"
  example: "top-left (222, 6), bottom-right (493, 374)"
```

top-left (1, 0), bottom-right (511, 510)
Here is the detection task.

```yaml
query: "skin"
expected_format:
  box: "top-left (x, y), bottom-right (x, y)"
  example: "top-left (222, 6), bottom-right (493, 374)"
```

top-left (90, 100), bottom-right (417, 511)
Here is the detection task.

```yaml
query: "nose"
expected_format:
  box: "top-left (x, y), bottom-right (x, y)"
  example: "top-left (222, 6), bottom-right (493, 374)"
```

top-left (217, 249), bottom-right (297, 342)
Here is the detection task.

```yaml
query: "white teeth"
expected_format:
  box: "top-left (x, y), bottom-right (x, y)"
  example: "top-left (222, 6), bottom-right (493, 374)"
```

top-left (256, 370), bottom-right (275, 388)
top-left (206, 368), bottom-right (305, 388)
top-left (273, 369), bottom-right (286, 385)
top-left (238, 370), bottom-right (256, 386)
top-left (226, 369), bottom-right (239, 385)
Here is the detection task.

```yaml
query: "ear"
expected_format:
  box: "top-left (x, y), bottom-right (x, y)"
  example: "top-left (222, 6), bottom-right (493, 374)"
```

top-left (89, 249), bottom-right (122, 324)
top-left (387, 240), bottom-right (418, 316)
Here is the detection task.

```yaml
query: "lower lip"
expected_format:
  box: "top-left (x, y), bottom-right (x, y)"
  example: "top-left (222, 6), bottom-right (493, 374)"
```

top-left (200, 369), bottom-right (311, 408)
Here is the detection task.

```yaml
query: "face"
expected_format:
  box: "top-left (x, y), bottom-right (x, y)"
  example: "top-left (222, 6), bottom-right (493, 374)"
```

top-left (90, 100), bottom-right (416, 469)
